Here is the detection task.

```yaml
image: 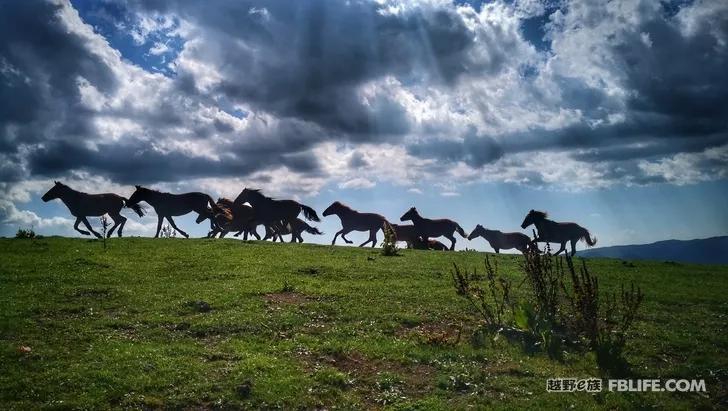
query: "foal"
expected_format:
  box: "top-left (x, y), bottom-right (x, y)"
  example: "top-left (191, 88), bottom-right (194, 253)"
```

top-left (468, 225), bottom-right (531, 254)
top-left (197, 198), bottom-right (258, 239)
top-left (322, 201), bottom-right (389, 247)
top-left (41, 181), bottom-right (144, 238)
top-left (521, 210), bottom-right (597, 256)
top-left (127, 186), bottom-right (220, 238)
top-left (261, 218), bottom-right (323, 243)
top-left (400, 207), bottom-right (466, 250)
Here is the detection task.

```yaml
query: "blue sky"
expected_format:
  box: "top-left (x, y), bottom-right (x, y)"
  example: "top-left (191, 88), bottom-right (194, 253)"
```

top-left (1, 0), bottom-right (727, 250)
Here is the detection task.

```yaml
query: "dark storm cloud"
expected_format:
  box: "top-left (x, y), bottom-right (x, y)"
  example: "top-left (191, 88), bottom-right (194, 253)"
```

top-left (408, 130), bottom-right (504, 167)
top-left (131, 0), bottom-right (496, 135)
top-left (0, 1), bottom-right (116, 152)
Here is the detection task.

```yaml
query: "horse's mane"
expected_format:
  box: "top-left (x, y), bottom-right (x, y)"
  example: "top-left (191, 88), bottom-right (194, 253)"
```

top-left (333, 201), bottom-right (353, 211)
top-left (136, 185), bottom-right (163, 194)
top-left (531, 210), bottom-right (548, 220)
top-left (245, 188), bottom-right (275, 201)
top-left (217, 197), bottom-right (234, 206)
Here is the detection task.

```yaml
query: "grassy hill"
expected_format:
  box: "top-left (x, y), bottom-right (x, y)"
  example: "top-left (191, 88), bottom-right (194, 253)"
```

top-left (1, 238), bottom-right (726, 409)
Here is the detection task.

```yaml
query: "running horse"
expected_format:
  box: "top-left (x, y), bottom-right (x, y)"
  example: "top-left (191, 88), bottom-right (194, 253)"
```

top-left (233, 188), bottom-right (320, 242)
top-left (520, 210), bottom-right (597, 256)
top-left (322, 201), bottom-right (389, 247)
top-left (127, 186), bottom-right (221, 238)
top-left (468, 225), bottom-right (531, 254)
top-left (197, 198), bottom-right (258, 239)
top-left (260, 218), bottom-right (323, 243)
top-left (400, 207), bottom-right (467, 250)
top-left (41, 181), bottom-right (145, 238)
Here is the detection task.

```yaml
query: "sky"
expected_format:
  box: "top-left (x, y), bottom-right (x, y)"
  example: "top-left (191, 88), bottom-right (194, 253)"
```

top-left (0, 0), bottom-right (727, 250)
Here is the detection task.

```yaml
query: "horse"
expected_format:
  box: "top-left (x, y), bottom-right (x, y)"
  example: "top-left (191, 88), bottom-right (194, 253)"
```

top-left (520, 210), bottom-right (597, 256)
top-left (197, 198), bottom-right (259, 239)
top-left (390, 223), bottom-right (419, 248)
top-left (400, 207), bottom-right (466, 250)
top-left (411, 236), bottom-right (449, 251)
top-left (468, 225), bottom-right (531, 254)
top-left (234, 188), bottom-right (319, 240)
top-left (260, 218), bottom-right (323, 243)
top-left (127, 185), bottom-right (220, 238)
top-left (322, 201), bottom-right (389, 247)
top-left (41, 181), bottom-right (144, 238)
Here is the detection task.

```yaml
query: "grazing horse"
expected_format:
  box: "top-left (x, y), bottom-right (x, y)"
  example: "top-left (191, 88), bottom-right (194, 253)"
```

top-left (127, 186), bottom-right (220, 238)
top-left (322, 201), bottom-right (389, 247)
top-left (41, 181), bottom-right (144, 238)
top-left (411, 237), bottom-right (449, 251)
top-left (261, 218), bottom-right (323, 243)
top-left (197, 198), bottom-right (258, 239)
top-left (468, 225), bottom-right (531, 254)
top-left (520, 210), bottom-right (597, 256)
top-left (234, 188), bottom-right (319, 240)
top-left (400, 207), bottom-right (466, 250)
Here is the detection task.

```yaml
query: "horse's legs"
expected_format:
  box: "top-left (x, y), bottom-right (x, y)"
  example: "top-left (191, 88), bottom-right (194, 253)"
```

top-left (445, 234), bottom-right (456, 250)
top-left (250, 227), bottom-right (260, 240)
top-left (108, 213), bottom-right (126, 238)
top-left (494, 248), bottom-right (499, 254)
top-left (81, 217), bottom-right (102, 238)
top-left (73, 217), bottom-right (91, 236)
top-left (340, 231), bottom-right (354, 244)
top-left (359, 229), bottom-right (377, 248)
top-left (166, 216), bottom-right (189, 238)
top-left (569, 239), bottom-right (578, 257)
top-left (154, 215), bottom-right (164, 238)
top-left (331, 229), bottom-right (343, 245)
top-left (220, 230), bottom-right (228, 238)
top-left (554, 242), bottom-right (566, 256)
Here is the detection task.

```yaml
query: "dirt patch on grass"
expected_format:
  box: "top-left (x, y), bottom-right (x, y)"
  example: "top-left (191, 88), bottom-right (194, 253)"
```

top-left (396, 321), bottom-right (463, 346)
top-left (300, 350), bottom-right (436, 407)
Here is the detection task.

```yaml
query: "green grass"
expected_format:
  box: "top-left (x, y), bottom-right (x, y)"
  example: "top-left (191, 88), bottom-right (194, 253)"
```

top-left (0, 237), bottom-right (726, 409)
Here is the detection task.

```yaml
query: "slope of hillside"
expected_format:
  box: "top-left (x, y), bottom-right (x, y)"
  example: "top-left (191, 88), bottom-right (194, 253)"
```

top-left (1, 238), bottom-right (726, 409)
top-left (577, 236), bottom-right (728, 264)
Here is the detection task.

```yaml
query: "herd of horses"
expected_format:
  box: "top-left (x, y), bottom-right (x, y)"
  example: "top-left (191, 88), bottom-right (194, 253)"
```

top-left (41, 182), bottom-right (597, 256)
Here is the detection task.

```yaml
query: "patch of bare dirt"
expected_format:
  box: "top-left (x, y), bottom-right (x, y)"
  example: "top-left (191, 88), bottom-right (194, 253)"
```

top-left (396, 321), bottom-right (464, 346)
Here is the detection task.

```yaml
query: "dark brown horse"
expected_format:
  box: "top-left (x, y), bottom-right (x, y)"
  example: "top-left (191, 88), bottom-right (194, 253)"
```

top-left (400, 207), bottom-right (466, 250)
top-left (127, 185), bottom-right (220, 238)
top-left (521, 210), bottom-right (597, 256)
top-left (390, 223), bottom-right (419, 247)
top-left (261, 218), bottom-right (323, 243)
top-left (411, 237), bottom-right (449, 251)
top-left (197, 198), bottom-right (258, 239)
top-left (468, 225), bottom-right (531, 254)
top-left (322, 201), bottom-right (389, 247)
top-left (234, 188), bottom-right (319, 239)
top-left (41, 181), bottom-right (144, 238)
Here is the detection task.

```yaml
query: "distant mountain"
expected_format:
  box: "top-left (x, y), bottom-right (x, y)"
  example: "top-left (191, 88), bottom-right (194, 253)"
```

top-left (577, 236), bottom-right (728, 265)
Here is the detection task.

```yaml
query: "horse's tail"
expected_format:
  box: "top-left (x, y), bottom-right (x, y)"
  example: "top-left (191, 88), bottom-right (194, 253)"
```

top-left (581, 228), bottom-right (597, 247)
top-left (122, 198), bottom-right (145, 217)
top-left (299, 203), bottom-right (320, 222)
top-left (301, 222), bottom-right (323, 236)
top-left (455, 223), bottom-right (467, 238)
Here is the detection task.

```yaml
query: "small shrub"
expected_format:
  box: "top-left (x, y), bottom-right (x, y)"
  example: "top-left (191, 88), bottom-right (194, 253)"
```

top-left (451, 255), bottom-right (511, 328)
top-left (160, 224), bottom-right (176, 238)
top-left (15, 228), bottom-right (36, 239)
top-left (452, 250), bottom-right (644, 374)
top-left (380, 222), bottom-right (399, 256)
top-left (100, 216), bottom-right (110, 249)
top-left (280, 279), bottom-right (295, 293)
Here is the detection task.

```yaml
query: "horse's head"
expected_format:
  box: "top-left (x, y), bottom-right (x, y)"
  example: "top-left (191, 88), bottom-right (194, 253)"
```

top-left (322, 201), bottom-right (342, 217)
top-left (521, 209), bottom-right (546, 229)
top-left (126, 185), bottom-right (149, 205)
top-left (400, 207), bottom-right (418, 222)
top-left (41, 181), bottom-right (65, 202)
top-left (468, 224), bottom-right (485, 241)
top-left (234, 188), bottom-right (258, 205)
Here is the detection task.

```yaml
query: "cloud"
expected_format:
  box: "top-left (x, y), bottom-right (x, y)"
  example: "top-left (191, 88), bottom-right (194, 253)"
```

top-left (0, 0), bottom-right (727, 208)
